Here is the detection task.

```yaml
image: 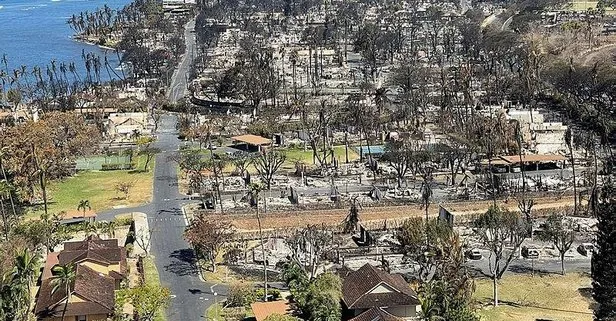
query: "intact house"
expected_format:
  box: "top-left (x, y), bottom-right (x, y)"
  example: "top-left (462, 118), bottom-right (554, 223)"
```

top-left (341, 264), bottom-right (421, 321)
top-left (35, 235), bottom-right (127, 321)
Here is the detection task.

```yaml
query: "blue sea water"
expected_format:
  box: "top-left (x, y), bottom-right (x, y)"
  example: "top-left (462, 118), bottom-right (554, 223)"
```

top-left (0, 0), bottom-right (130, 81)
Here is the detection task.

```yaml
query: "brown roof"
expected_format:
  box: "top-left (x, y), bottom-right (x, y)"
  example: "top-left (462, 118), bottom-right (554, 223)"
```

top-left (35, 265), bottom-right (115, 317)
top-left (498, 154), bottom-right (566, 164)
top-left (342, 264), bottom-right (419, 309)
top-left (251, 301), bottom-right (294, 321)
top-left (42, 252), bottom-right (59, 280)
top-left (63, 235), bottom-right (118, 251)
top-left (232, 134), bottom-right (272, 146)
top-left (349, 307), bottom-right (404, 321)
top-left (59, 235), bottom-right (127, 274)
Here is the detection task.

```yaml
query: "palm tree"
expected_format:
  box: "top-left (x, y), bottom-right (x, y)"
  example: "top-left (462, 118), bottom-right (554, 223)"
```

top-left (77, 199), bottom-right (91, 218)
top-left (12, 249), bottom-right (40, 320)
top-left (50, 264), bottom-right (76, 321)
top-left (250, 183), bottom-right (267, 301)
top-left (100, 221), bottom-right (117, 239)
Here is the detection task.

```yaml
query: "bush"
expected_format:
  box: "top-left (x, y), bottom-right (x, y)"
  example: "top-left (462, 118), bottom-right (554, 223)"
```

top-left (114, 216), bottom-right (134, 226)
top-left (255, 288), bottom-right (281, 301)
top-left (226, 282), bottom-right (256, 307)
top-left (101, 163), bottom-right (132, 171)
top-left (264, 314), bottom-right (300, 321)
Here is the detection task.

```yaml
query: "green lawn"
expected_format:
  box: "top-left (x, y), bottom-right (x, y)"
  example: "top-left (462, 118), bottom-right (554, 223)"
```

top-left (567, 1), bottom-right (616, 13)
top-left (27, 155), bottom-right (154, 219)
top-left (474, 273), bottom-right (593, 321)
top-left (143, 256), bottom-right (167, 321)
top-left (282, 145), bottom-right (360, 165)
top-left (206, 303), bottom-right (224, 321)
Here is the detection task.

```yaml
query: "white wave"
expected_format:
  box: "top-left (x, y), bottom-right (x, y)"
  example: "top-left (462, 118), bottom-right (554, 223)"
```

top-left (51, 0), bottom-right (62, 2)
top-left (22, 4), bottom-right (49, 10)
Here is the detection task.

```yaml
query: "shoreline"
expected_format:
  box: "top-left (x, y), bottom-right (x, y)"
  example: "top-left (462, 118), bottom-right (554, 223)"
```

top-left (72, 34), bottom-right (118, 51)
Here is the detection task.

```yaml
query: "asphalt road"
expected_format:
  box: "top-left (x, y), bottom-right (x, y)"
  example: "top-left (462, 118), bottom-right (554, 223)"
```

top-left (168, 18), bottom-right (196, 103)
top-left (466, 248), bottom-right (591, 277)
top-left (100, 115), bottom-right (225, 320)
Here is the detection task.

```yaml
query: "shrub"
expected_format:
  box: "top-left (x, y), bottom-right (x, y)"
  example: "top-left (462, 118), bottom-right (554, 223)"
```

top-left (226, 282), bottom-right (256, 307)
top-left (255, 288), bottom-right (281, 301)
top-left (114, 216), bottom-right (134, 226)
top-left (101, 163), bottom-right (132, 171)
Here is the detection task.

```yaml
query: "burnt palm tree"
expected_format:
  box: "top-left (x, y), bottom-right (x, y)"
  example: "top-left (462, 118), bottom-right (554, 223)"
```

top-left (249, 183), bottom-right (267, 301)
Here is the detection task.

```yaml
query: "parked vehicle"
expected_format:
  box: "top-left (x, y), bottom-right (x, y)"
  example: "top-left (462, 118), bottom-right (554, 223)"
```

top-left (578, 243), bottom-right (595, 256)
top-left (522, 246), bottom-right (540, 259)
top-left (466, 248), bottom-right (482, 260)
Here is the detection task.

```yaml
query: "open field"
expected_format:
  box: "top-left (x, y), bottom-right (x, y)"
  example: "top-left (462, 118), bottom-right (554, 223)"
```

top-left (475, 273), bottom-right (594, 321)
top-left (207, 196), bottom-right (576, 232)
top-left (27, 156), bottom-right (154, 219)
top-left (144, 256), bottom-right (167, 321)
top-left (282, 145), bottom-right (360, 164)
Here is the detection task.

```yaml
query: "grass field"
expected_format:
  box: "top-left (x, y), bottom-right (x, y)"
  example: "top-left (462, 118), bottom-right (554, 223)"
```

top-left (27, 155), bottom-right (154, 219)
top-left (282, 145), bottom-right (360, 167)
top-left (568, 0), bottom-right (598, 11)
top-left (475, 273), bottom-right (594, 321)
top-left (143, 256), bottom-right (167, 321)
top-left (567, 0), bottom-right (616, 13)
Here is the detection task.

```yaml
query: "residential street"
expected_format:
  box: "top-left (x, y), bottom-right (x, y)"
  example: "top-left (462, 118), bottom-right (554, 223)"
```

top-left (100, 115), bottom-right (225, 320)
top-left (168, 17), bottom-right (196, 103)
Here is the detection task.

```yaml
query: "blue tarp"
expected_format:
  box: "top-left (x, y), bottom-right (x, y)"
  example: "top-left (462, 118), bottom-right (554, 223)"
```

top-left (355, 145), bottom-right (385, 158)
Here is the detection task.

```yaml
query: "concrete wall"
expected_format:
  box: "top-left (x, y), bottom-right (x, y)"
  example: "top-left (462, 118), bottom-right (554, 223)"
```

top-left (43, 313), bottom-right (108, 321)
top-left (385, 305), bottom-right (420, 318)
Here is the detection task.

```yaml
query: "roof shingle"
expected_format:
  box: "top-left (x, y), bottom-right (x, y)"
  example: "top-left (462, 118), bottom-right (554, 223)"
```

top-left (35, 264), bottom-right (115, 317)
top-left (342, 264), bottom-right (419, 309)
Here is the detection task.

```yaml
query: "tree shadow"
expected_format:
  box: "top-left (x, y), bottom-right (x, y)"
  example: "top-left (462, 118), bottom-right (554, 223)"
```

top-left (164, 248), bottom-right (199, 276)
top-left (578, 286), bottom-right (598, 310)
top-left (467, 266), bottom-right (491, 279)
top-left (129, 169), bottom-right (148, 174)
top-left (497, 299), bottom-right (594, 316)
top-left (157, 208), bottom-right (182, 216)
top-left (508, 264), bottom-right (554, 276)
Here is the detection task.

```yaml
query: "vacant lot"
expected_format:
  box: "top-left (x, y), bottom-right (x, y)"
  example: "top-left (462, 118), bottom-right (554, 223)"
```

top-left (27, 156), bottom-right (154, 218)
top-left (475, 273), bottom-right (594, 321)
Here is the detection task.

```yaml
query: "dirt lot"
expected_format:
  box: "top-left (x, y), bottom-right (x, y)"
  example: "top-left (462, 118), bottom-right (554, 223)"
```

top-left (206, 196), bottom-right (577, 232)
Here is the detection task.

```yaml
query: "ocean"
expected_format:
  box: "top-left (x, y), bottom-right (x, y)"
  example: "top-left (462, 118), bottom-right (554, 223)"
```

top-left (0, 0), bottom-right (130, 81)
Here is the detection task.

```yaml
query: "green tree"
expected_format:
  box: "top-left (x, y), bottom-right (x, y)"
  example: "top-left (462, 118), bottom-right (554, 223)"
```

top-left (136, 136), bottom-right (159, 171)
top-left (303, 273), bottom-right (342, 321)
top-left (50, 264), bottom-right (76, 321)
top-left (397, 217), bottom-right (453, 281)
top-left (100, 220), bottom-right (117, 238)
top-left (127, 283), bottom-right (171, 321)
top-left (77, 199), bottom-right (91, 217)
top-left (537, 212), bottom-right (575, 275)
top-left (0, 181), bottom-right (13, 239)
top-left (264, 314), bottom-right (301, 321)
top-left (474, 206), bottom-right (528, 306)
top-left (226, 282), bottom-right (256, 307)
top-left (592, 182), bottom-right (616, 320)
